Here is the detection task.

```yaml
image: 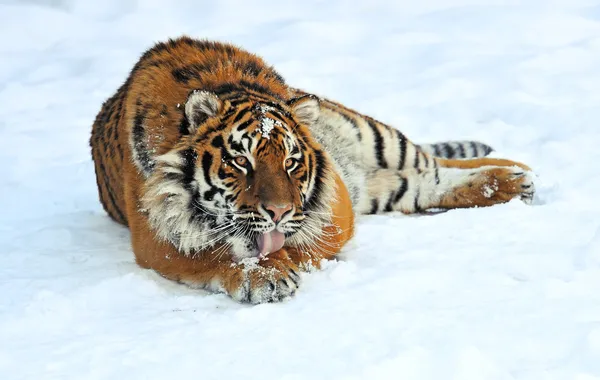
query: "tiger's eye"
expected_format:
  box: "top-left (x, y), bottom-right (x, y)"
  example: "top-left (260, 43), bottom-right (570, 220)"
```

top-left (235, 156), bottom-right (248, 166)
top-left (285, 158), bottom-right (294, 168)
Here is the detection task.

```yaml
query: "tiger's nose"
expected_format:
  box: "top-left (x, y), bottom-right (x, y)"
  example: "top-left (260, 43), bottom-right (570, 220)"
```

top-left (264, 204), bottom-right (292, 222)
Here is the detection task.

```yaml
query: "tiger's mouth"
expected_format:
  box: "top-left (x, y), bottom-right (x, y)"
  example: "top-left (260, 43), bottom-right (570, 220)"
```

top-left (256, 230), bottom-right (286, 256)
top-left (215, 210), bottom-right (303, 260)
top-left (238, 212), bottom-right (301, 257)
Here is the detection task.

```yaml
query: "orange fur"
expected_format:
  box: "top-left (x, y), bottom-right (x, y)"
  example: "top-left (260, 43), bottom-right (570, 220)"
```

top-left (437, 157), bottom-right (531, 171)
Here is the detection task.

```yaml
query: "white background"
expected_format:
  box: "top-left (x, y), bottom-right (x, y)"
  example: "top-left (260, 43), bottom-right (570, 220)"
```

top-left (1, 0), bottom-right (600, 379)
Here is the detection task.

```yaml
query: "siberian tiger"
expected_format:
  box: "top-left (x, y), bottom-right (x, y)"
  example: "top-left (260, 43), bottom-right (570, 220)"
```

top-left (90, 36), bottom-right (534, 304)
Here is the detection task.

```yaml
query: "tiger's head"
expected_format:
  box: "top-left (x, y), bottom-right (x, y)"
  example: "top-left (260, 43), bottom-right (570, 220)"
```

top-left (142, 89), bottom-right (337, 260)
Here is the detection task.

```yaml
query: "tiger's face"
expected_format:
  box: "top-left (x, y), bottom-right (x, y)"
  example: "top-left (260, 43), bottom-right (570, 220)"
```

top-left (143, 90), bottom-right (336, 260)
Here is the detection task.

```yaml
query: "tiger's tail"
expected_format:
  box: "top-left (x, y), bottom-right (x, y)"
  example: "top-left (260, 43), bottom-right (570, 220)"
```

top-left (417, 141), bottom-right (493, 159)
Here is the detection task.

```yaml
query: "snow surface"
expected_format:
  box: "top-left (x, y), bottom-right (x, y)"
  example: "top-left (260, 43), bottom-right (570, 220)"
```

top-left (2, 0), bottom-right (600, 379)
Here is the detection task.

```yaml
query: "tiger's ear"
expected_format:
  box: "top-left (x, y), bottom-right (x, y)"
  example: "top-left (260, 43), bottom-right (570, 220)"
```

top-left (288, 94), bottom-right (320, 126)
top-left (185, 90), bottom-right (222, 132)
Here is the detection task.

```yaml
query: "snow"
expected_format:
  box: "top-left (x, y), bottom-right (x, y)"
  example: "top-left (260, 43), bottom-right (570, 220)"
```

top-left (260, 117), bottom-right (278, 139)
top-left (259, 104), bottom-right (282, 138)
top-left (1, 0), bottom-right (600, 379)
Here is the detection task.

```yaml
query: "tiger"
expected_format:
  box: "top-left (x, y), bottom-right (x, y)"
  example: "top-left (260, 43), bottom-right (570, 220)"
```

top-left (90, 36), bottom-right (534, 304)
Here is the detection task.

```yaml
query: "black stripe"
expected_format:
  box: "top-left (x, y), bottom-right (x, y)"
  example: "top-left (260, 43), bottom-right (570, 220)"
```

top-left (305, 150), bottom-right (326, 211)
top-left (172, 65), bottom-right (200, 84)
top-left (213, 83), bottom-right (243, 96)
top-left (369, 198), bottom-right (379, 215)
top-left (232, 109), bottom-right (250, 124)
top-left (236, 119), bottom-right (254, 132)
top-left (457, 143), bottom-right (466, 158)
top-left (470, 141), bottom-right (479, 157)
top-left (344, 114), bottom-right (363, 141)
top-left (103, 104), bottom-right (116, 137)
top-left (102, 181), bottom-right (127, 224)
top-left (384, 192), bottom-right (394, 212)
top-left (132, 103), bottom-right (154, 174)
top-left (367, 119), bottom-right (387, 168)
top-left (414, 149), bottom-right (420, 169)
top-left (239, 80), bottom-right (277, 98)
top-left (396, 130), bottom-right (407, 169)
top-left (220, 107), bottom-right (238, 121)
top-left (203, 187), bottom-right (224, 202)
top-left (229, 140), bottom-right (244, 153)
top-left (217, 167), bottom-right (234, 180)
top-left (211, 135), bottom-right (224, 148)
top-left (259, 100), bottom-right (289, 116)
top-left (228, 97), bottom-right (251, 108)
top-left (296, 170), bottom-right (308, 183)
top-left (434, 168), bottom-right (440, 184)
top-left (227, 92), bottom-right (275, 106)
top-left (94, 152), bottom-right (127, 224)
top-left (181, 148), bottom-right (198, 187)
top-left (264, 110), bottom-right (289, 126)
top-left (242, 60), bottom-right (264, 77)
top-left (444, 143), bottom-right (455, 159)
top-left (482, 144), bottom-right (493, 155)
top-left (113, 93), bottom-right (125, 141)
top-left (305, 150), bottom-right (314, 197)
top-left (422, 151), bottom-right (429, 168)
top-left (179, 115), bottom-right (190, 136)
top-left (201, 152), bottom-right (214, 187)
top-left (171, 62), bottom-right (213, 84)
top-left (393, 177), bottom-right (408, 204)
top-left (242, 135), bottom-right (254, 151)
top-left (93, 175), bottom-right (112, 219)
top-left (115, 140), bottom-right (123, 161)
top-left (297, 138), bottom-right (308, 152)
top-left (159, 104), bottom-right (168, 117)
top-left (413, 190), bottom-right (422, 212)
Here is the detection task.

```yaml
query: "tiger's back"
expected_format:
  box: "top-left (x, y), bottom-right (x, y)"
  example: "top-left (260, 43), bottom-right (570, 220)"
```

top-left (90, 83), bottom-right (128, 225)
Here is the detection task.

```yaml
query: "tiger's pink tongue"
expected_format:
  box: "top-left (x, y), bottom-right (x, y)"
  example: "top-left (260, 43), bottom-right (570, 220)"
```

top-left (257, 230), bottom-right (285, 255)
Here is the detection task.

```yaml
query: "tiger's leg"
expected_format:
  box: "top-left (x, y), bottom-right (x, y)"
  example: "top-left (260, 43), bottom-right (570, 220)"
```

top-left (128, 208), bottom-right (302, 304)
top-left (357, 165), bottom-right (534, 214)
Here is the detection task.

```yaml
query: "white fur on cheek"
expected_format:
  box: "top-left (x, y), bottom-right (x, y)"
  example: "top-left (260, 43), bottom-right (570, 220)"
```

top-left (141, 150), bottom-right (218, 255)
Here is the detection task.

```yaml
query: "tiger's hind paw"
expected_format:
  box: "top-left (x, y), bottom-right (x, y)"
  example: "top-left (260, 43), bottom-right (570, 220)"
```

top-left (474, 166), bottom-right (536, 206)
top-left (440, 166), bottom-right (535, 209)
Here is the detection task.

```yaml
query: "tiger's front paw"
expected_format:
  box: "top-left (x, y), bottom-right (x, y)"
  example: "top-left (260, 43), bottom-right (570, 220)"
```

top-left (229, 251), bottom-right (301, 304)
